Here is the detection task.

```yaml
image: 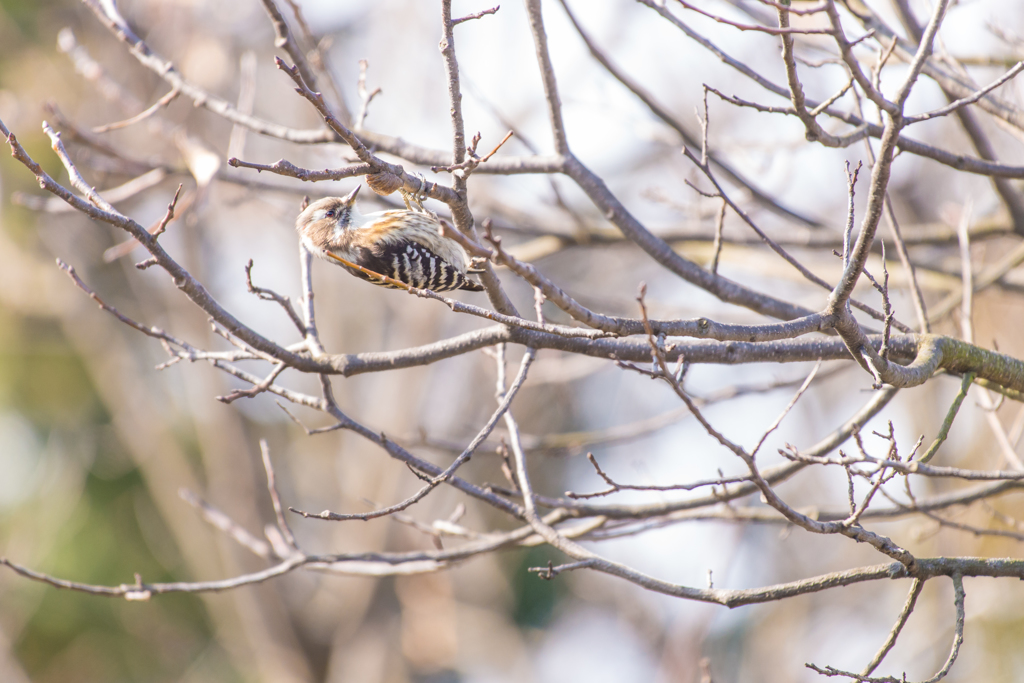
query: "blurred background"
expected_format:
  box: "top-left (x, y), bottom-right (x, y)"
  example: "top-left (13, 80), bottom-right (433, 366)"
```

top-left (1, 0), bottom-right (1023, 681)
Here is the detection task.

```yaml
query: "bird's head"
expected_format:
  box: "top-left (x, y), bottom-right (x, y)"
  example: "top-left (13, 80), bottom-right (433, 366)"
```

top-left (294, 185), bottom-right (361, 245)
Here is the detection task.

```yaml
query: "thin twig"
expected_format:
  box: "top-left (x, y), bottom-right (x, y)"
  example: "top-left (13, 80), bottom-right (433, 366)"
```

top-left (179, 488), bottom-right (272, 559)
top-left (452, 5), bottom-right (500, 25)
top-left (861, 578), bottom-right (925, 676)
top-left (355, 59), bottom-right (382, 130)
top-left (259, 440), bottom-right (298, 551)
top-left (244, 259), bottom-right (305, 335)
top-left (918, 372), bottom-right (975, 463)
top-left (676, 0), bottom-right (833, 34)
top-left (291, 350), bottom-right (534, 521)
top-left (91, 84), bottom-right (180, 133)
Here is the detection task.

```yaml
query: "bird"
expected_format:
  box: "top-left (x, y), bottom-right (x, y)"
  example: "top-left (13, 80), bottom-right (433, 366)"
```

top-left (294, 186), bottom-right (483, 292)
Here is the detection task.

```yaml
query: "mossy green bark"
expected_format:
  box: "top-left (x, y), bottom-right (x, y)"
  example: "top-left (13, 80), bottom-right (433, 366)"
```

top-left (929, 335), bottom-right (1024, 394)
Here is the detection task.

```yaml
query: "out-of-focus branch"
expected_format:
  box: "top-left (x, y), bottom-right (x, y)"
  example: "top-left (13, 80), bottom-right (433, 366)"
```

top-left (258, 0), bottom-right (336, 117)
top-left (559, 0), bottom-right (820, 227)
top-left (3, 118), bottom-right (318, 371)
top-left (71, 3), bottom-right (556, 177)
top-left (905, 62), bottom-right (1024, 125)
top-left (682, 141), bottom-right (911, 332)
top-left (13, 167), bottom-right (168, 214)
top-left (889, 0), bottom-right (1024, 235)
top-left (639, 0), bottom-right (1024, 180)
top-left (529, 0), bottom-right (819, 321)
top-left (840, 0), bottom-right (1024, 133)
top-left (294, 348), bottom-right (534, 522)
top-left (678, 0), bottom-right (833, 35)
top-left (561, 155), bottom-right (816, 321)
top-left (91, 85), bottom-right (180, 133)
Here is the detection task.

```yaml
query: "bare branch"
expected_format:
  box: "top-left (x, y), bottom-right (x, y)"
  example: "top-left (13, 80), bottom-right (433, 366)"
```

top-left (244, 259), bottom-right (305, 335)
top-left (678, 0), bottom-right (833, 35)
top-left (291, 349), bottom-right (534, 521)
top-left (227, 158), bottom-right (373, 182)
top-left (259, 440), bottom-right (298, 552)
top-left (861, 578), bottom-right (925, 676)
top-left (91, 84), bottom-right (180, 133)
top-left (808, 574), bottom-right (965, 683)
top-left (452, 5), bottom-right (500, 26)
top-left (524, 0), bottom-right (569, 154)
top-left (354, 59), bottom-right (382, 130)
top-left (906, 62), bottom-right (1024, 124)
top-left (179, 488), bottom-right (272, 560)
top-left (918, 372), bottom-right (975, 463)
top-left (558, 0), bottom-right (821, 227)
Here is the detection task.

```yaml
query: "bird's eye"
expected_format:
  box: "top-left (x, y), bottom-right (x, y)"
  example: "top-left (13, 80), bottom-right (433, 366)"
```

top-left (325, 209), bottom-right (336, 218)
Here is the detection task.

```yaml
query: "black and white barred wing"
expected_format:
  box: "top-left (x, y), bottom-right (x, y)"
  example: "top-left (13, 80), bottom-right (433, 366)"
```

top-left (340, 239), bottom-right (478, 292)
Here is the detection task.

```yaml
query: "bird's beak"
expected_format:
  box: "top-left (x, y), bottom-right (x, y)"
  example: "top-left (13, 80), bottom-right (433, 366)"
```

top-left (342, 185), bottom-right (361, 205)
